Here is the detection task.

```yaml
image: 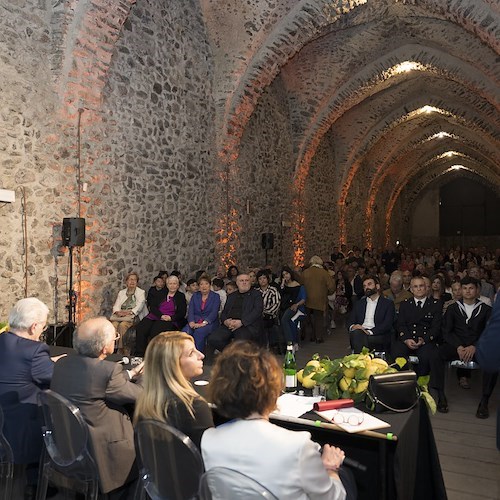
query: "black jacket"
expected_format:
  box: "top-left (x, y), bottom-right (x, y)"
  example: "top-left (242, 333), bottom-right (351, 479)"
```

top-left (443, 299), bottom-right (492, 348)
top-left (221, 288), bottom-right (263, 336)
top-left (397, 297), bottom-right (443, 344)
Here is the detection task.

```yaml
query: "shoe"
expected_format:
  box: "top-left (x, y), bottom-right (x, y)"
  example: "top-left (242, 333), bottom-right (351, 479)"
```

top-left (437, 394), bottom-right (449, 413)
top-left (330, 320), bottom-right (336, 329)
top-left (459, 377), bottom-right (471, 389)
top-left (476, 399), bottom-right (489, 419)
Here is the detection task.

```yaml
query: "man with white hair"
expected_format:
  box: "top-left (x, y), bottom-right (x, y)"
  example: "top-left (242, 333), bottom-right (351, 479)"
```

top-left (0, 298), bottom-right (62, 496)
top-left (51, 317), bottom-right (143, 497)
top-left (383, 271), bottom-right (413, 313)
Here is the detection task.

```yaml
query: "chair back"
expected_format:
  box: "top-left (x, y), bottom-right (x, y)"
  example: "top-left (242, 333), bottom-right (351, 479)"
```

top-left (0, 406), bottom-right (14, 500)
top-left (199, 467), bottom-right (278, 499)
top-left (37, 390), bottom-right (99, 500)
top-left (135, 419), bottom-right (204, 500)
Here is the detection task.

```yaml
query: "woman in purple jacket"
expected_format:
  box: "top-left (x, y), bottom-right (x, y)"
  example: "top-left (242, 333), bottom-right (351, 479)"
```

top-left (183, 274), bottom-right (220, 352)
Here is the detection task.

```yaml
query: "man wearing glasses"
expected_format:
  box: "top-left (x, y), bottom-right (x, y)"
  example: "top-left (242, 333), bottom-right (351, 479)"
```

top-left (51, 317), bottom-right (143, 497)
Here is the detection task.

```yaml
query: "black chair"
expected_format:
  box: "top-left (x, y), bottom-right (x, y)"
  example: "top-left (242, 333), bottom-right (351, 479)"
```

top-left (0, 406), bottom-right (14, 500)
top-left (199, 467), bottom-right (278, 499)
top-left (36, 390), bottom-right (99, 500)
top-left (135, 419), bottom-right (204, 500)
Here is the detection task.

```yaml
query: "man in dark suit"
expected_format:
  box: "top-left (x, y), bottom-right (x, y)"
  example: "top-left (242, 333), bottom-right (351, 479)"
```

top-left (476, 290), bottom-right (500, 448)
top-left (430, 277), bottom-right (494, 416)
top-left (51, 317), bottom-right (143, 497)
top-left (394, 276), bottom-right (442, 378)
top-left (207, 273), bottom-right (263, 351)
top-left (347, 275), bottom-right (395, 354)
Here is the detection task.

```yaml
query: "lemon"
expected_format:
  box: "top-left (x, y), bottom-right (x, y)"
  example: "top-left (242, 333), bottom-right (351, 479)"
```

top-left (343, 367), bottom-right (356, 379)
top-left (297, 369), bottom-right (304, 384)
top-left (339, 376), bottom-right (351, 392)
top-left (355, 380), bottom-right (369, 393)
top-left (306, 360), bottom-right (321, 369)
top-left (301, 373), bottom-right (317, 389)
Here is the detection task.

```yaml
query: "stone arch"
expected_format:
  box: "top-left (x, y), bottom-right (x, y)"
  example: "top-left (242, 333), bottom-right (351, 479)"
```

top-left (54, 0), bottom-right (136, 119)
top-left (363, 123), bottom-right (499, 244)
top-left (219, 0), bottom-right (498, 163)
top-left (384, 159), bottom-right (500, 244)
top-left (293, 43), bottom-right (498, 187)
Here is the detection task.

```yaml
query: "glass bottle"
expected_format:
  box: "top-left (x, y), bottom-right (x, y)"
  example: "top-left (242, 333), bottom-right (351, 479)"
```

top-left (283, 342), bottom-right (297, 393)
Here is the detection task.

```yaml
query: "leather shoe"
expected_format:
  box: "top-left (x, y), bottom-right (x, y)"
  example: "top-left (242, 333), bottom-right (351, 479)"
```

top-left (476, 400), bottom-right (489, 419)
top-left (437, 395), bottom-right (449, 413)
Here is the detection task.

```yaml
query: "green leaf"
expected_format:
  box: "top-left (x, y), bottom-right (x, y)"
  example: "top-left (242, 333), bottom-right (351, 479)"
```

top-left (327, 384), bottom-right (340, 400)
top-left (420, 392), bottom-right (436, 415)
top-left (417, 375), bottom-right (430, 388)
top-left (395, 357), bottom-right (408, 369)
top-left (361, 347), bottom-right (370, 355)
top-left (303, 365), bottom-right (317, 377)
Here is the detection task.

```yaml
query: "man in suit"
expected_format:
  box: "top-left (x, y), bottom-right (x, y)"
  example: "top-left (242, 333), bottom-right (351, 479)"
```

top-left (430, 277), bottom-right (494, 415)
top-left (347, 275), bottom-right (395, 354)
top-left (207, 273), bottom-right (264, 351)
top-left (476, 290), bottom-right (500, 448)
top-left (394, 276), bottom-right (442, 378)
top-left (51, 317), bottom-right (143, 497)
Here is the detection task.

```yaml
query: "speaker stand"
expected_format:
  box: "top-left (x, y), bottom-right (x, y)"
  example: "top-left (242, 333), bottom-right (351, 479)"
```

top-left (51, 245), bottom-right (77, 346)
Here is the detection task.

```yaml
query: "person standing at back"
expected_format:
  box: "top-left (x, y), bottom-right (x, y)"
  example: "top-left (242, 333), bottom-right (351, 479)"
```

top-left (301, 256), bottom-right (335, 344)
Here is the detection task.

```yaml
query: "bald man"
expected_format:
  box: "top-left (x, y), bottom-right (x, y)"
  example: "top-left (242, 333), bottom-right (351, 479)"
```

top-left (51, 317), bottom-right (143, 496)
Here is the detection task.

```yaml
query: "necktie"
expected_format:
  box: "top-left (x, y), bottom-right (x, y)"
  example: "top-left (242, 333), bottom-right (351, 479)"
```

top-left (417, 300), bottom-right (422, 308)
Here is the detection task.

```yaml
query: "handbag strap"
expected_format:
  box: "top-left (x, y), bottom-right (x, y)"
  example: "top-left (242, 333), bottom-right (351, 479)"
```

top-left (366, 388), bottom-right (421, 413)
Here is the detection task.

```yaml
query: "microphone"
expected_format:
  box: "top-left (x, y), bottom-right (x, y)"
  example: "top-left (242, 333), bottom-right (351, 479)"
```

top-left (118, 356), bottom-right (130, 365)
top-left (342, 457), bottom-right (367, 472)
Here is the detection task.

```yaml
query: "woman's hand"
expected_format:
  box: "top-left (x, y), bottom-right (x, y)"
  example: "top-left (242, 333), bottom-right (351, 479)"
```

top-left (161, 315), bottom-right (171, 321)
top-left (189, 321), bottom-right (197, 329)
top-left (290, 303), bottom-right (298, 312)
top-left (321, 444), bottom-right (345, 472)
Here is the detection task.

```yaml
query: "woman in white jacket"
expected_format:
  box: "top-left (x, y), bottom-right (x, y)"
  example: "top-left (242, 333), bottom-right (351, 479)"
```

top-left (202, 341), bottom-right (347, 500)
top-left (110, 272), bottom-right (146, 352)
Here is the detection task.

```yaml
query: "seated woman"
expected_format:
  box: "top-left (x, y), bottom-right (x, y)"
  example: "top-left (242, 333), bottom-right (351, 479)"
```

top-left (110, 272), bottom-right (146, 352)
top-left (183, 274), bottom-right (220, 352)
top-left (257, 270), bottom-right (281, 347)
top-left (134, 332), bottom-right (213, 448)
top-left (134, 275), bottom-right (187, 356)
top-left (202, 342), bottom-right (346, 500)
top-left (430, 274), bottom-right (452, 303)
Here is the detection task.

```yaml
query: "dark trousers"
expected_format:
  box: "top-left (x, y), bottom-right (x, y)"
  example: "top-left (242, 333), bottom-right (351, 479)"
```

top-left (305, 308), bottom-right (325, 341)
top-left (350, 330), bottom-right (391, 354)
top-left (392, 341), bottom-right (438, 377)
top-left (134, 318), bottom-right (175, 356)
top-left (429, 342), bottom-right (498, 397)
top-left (207, 325), bottom-right (256, 352)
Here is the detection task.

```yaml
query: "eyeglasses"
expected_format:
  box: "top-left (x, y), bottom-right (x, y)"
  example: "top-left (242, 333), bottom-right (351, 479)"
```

top-left (114, 332), bottom-right (121, 341)
top-left (42, 324), bottom-right (49, 333)
top-left (331, 411), bottom-right (364, 426)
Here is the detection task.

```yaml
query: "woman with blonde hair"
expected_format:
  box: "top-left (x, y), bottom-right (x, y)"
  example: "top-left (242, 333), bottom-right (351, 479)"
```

top-left (202, 342), bottom-right (347, 500)
top-left (134, 332), bottom-right (213, 447)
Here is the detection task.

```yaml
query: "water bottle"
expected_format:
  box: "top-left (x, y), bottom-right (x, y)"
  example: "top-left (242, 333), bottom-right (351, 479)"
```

top-left (283, 342), bottom-right (297, 393)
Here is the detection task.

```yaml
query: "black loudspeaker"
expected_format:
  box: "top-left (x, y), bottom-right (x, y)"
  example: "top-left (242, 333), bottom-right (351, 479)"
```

top-left (261, 232), bottom-right (274, 250)
top-left (62, 218), bottom-right (86, 247)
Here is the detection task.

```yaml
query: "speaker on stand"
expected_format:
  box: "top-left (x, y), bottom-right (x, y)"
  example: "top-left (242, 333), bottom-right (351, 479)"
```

top-left (261, 232), bottom-right (274, 266)
top-left (52, 218), bottom-right (86, 346)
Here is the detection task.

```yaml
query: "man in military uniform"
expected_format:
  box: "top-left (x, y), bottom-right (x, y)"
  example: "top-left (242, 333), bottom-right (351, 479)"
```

top-left (393, 276), bottom-right (442, 377)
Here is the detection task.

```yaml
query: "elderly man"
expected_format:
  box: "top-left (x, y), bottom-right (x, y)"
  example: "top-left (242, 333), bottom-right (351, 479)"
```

top-left (383, 271), bottom-right (413, 313)
top-left (51, 317), bottom-right (143, 497)
top-left (207, 273), bottom-right (264, 351)
top-left (348, 275), bottom-right (395, 354)
top-left (0, 298), bottom-right (64, 497)
top-left (301, 256), bottom-right (335, 343)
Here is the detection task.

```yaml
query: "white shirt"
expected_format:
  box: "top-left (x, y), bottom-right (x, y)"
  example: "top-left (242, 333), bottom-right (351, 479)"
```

top-left (202, 419), bottom-right (345, 500)
top-left (415, 297), bottom-right (427, 308)
top-left (362, 295), bottom-right (379, 331)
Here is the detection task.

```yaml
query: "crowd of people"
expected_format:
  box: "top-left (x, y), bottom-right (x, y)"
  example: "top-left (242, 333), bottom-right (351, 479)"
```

top-left (0, 244), bottom-right (498, 499)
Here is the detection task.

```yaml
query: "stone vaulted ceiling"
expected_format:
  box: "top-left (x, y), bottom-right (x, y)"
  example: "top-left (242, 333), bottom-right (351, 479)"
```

top-left (200, 0), bottom-right (499, 249)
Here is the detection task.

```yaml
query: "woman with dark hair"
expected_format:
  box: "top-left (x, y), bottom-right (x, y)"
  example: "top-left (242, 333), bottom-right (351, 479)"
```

top-left (333, 270), bottom-right (353, 316)
top-left (134, 332), bottom-right (213, 448)
top-left (226, 265), bottom-right (239, 282)
top-left (257, 270), bottom-right (281, 347)
top-left (202, 342), bottom-right (346, 499)
top-left (279, 266), bottom-right (306, 350)
top-left (182, 274), bottom-right (220, 352)
top-left (430, 274), bottom-right (452, 303)
top-left (134, 275), bottom-right (187, 356)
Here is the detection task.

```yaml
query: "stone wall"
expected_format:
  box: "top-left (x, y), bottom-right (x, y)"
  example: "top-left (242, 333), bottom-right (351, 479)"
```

top-left (230, 75), bottom-right (295, 270)
top-left (0, 0), bottom-right (216, 320)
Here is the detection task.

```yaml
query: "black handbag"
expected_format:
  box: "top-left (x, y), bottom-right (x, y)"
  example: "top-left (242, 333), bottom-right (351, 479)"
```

top-left (365, 372), bottom-right (420, 413)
